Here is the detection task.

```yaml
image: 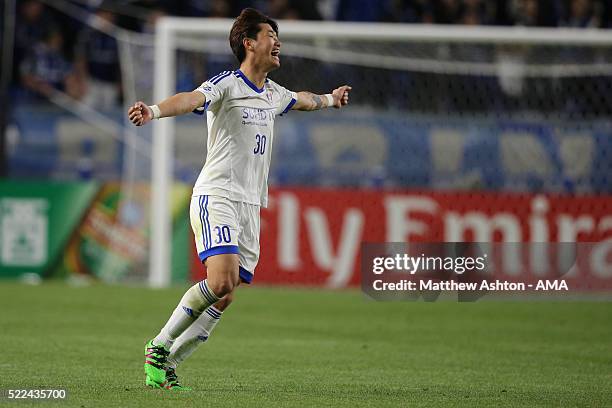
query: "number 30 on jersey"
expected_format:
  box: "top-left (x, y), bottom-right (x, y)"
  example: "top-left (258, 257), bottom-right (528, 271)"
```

top-left (254, 134), bottom-right (266, 155)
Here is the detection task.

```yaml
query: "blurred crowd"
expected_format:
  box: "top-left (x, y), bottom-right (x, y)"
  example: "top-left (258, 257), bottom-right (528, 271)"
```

top-left (10, 0), bottom-right (612, 108)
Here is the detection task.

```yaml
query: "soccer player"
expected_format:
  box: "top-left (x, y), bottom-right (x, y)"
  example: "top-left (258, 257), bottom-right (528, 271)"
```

top-left (128, 8), bottom-right (350, 390)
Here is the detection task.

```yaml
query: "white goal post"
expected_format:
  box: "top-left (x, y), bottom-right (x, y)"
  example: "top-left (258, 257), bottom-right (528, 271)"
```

top-left (150, 18), bottom-right (612, 287)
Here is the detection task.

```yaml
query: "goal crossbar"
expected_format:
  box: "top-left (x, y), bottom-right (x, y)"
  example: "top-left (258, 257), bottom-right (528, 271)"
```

top-left (159, 18), bottom-right (612, 45)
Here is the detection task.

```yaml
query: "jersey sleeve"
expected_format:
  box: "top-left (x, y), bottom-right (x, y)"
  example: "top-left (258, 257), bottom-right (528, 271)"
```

top-left (275, 83), bottom-right (297, 116)
top-left (193, 71), bottom-right (230, 114)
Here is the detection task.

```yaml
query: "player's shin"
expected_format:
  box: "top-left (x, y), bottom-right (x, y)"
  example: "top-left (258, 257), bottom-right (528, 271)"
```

top-left (167, 305), bottom-right (224, 368)
top-left (153, 279), bottom-right (220, 349)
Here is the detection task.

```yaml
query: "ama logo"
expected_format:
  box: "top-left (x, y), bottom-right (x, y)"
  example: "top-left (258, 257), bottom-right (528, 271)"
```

top-left (266, 90), bottom-right (274, 103)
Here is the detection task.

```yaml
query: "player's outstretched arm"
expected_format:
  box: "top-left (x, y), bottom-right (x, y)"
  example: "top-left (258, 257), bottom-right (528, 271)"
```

top-left (293, 85), bottom-right (351, 111)
top-left (128, 91), bottom-right (206, 126)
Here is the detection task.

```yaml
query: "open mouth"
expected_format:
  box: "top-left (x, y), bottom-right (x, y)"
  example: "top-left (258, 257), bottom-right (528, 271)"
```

top-left (271, 49), bottom-right (280, 59)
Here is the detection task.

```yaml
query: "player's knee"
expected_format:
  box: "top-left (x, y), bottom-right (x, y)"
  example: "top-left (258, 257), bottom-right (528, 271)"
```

top-left (209, 279), bottom-right (235, 298)
top-left (206, 270), bottom-right (238, 297)
top-left (205, 254), bottom-right (239, 297)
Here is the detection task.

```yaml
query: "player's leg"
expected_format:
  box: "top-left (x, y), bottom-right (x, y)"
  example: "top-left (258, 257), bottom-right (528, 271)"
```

top-left (160, 287), bottom-right (237, 390)
top-left (145, 257), bottom-right (239, 386)
top-left (167, 290), bottom-right (235, 371)
top-left (144, 195), bottom-right (240, 386)
top-left (161, 202), bottom-right (259, 387)
top-left (167, 259), bottom-right (240, 372)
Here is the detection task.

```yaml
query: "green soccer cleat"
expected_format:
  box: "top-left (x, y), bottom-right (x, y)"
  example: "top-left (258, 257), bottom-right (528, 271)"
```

top-left (144, 368), bottom-right (191, 391)
top-left (145, 375), bottom-right (164, 389)
top-left (144, 340), bottom-right (169, 385)
top-left (164, 367), bottom-right (192, 391)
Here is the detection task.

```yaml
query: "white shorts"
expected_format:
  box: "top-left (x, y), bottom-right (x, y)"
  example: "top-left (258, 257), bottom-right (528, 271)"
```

top-left (189, 195), bottom-right (260, 283)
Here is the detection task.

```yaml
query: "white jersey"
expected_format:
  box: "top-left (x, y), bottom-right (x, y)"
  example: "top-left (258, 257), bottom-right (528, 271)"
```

top-left (192, 69), bottom-right (296, 207)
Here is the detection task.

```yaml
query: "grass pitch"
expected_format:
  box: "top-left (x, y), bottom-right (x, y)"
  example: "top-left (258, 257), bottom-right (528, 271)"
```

top-left (0, 281), bottom-right (610, 407)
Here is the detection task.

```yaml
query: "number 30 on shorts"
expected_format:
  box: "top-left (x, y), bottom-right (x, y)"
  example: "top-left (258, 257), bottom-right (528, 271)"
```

top-left (214, 225), bottom-right (232, 244)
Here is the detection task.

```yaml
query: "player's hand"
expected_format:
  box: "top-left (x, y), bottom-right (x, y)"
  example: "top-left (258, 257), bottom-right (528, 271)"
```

top-left (331, 85), bottom-right (351, 109)
top-left (128, 101), bottom-right (153, 126)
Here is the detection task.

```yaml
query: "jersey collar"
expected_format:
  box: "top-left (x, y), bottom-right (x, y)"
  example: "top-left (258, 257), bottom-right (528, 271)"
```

top-left (234, 69), bottom-right (267, 94)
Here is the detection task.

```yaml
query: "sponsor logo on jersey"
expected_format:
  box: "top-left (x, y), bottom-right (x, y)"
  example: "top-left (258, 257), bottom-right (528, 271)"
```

top-left (242, 107), bottom-right (275, 122)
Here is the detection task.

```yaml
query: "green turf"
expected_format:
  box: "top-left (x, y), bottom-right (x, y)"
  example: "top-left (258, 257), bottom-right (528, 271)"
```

top-left (0, 281), bottom-right (610, 407)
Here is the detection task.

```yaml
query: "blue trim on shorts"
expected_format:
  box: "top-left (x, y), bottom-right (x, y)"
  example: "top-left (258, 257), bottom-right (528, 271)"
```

top-left (239, 266), bottom-right (253, 284)
top-left (198, 245), bottom-right (240, 262)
